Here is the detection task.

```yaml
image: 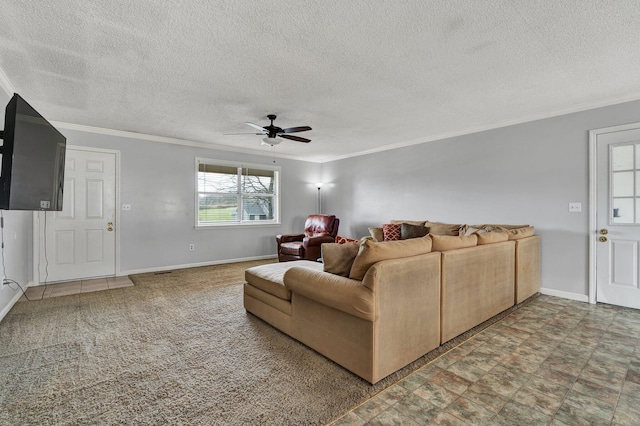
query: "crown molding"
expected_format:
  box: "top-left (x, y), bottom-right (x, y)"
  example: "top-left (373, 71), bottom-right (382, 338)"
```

top-left (319, 93), bottom-right (640, 163)
top-left (50, 121), bottom-right (323, 164)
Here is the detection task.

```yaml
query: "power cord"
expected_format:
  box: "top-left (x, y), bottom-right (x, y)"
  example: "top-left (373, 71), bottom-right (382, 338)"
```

top-left (0, 211), bottom-right (48, 301)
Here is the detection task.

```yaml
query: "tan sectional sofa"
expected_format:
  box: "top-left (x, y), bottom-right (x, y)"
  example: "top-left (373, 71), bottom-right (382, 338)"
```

top-left (243, 221), bottom-right (540, 384)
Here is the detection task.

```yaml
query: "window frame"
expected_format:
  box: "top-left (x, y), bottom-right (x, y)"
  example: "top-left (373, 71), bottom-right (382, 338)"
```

top-left (195, 157), bottom-right (281, 228)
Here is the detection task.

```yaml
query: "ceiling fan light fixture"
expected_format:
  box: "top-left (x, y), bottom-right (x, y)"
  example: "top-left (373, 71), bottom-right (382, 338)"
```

top-left (261, 136), bottom-right (282, 146)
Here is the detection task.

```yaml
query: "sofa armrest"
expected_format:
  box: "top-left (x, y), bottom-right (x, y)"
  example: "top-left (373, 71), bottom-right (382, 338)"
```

top-left (284, 267), bottom-right (374, 321)
top-left (302, 235), bottom-right (335, 248)
top-left (277, 233), bottom-right (305, 244)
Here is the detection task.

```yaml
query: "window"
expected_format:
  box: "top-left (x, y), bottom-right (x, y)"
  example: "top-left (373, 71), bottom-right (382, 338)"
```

top-left (196, 158), bottom-right (280, 227)
top-left (610, 143), bottom-right (640, 224)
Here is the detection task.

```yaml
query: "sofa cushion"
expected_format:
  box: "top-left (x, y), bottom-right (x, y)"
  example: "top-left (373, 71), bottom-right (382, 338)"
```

top-left (500, 226), bottom-right (535, 240)
top-left (401, 223), bottom-right (428, 240)
top-left (279, 241), bottom-right (304, 256)
top-left (368, 227), bottom-right (384, 242)
top-left (476, 231), bottom-right (509, 245)
top-left (349, 236), bottom-right (433, 280)
top-left (425, 221), bottom-right (461, 236)
top-left (245, 261), bottom-right (323, 300)
top-left (322, 242), bottom-right (360, 277)
top-left (431, 234), bottom-right (478, 251)
top-left (390, 219), bottom-right (427, 227)
top-left (382, 223), bottom-right (401, 241)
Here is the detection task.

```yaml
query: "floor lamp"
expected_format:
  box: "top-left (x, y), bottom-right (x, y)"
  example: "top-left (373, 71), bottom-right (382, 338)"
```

top-left (315, 183), bottom-right (323, 214)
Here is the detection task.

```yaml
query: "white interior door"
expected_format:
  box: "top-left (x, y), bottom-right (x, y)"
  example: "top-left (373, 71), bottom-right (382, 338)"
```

top-left (38, 148), bottom-right (117, 283)
top-left (595, 127), bottom-right (640, 309)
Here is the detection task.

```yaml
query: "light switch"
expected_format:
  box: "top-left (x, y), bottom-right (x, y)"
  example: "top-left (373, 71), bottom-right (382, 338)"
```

top-left (122, 204), bottom-right (131, 211)
top-left (568, 202), bottom-right (582, 213)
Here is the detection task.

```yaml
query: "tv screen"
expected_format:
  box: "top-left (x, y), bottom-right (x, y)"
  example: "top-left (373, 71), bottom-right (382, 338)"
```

top-left (0, 94), bottom-right (66, 211)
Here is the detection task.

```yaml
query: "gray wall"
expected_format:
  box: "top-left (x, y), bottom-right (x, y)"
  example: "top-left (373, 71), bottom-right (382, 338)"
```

top-left (60, 128), bottom-right (322, 273)
top-left (2, 93), bottom-right (640, 318)
top-left (0, 112), bottom-right (321, 319)
top-left (322, 99), bottom-right (640, 299)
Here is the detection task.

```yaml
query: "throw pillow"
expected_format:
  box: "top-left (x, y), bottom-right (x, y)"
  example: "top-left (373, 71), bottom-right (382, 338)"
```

top-left (458, 224), bottom-right (483, 236)
top-left (335, 235), bottom-right (359, 244)
top-left (425, 221), bottom-right (461, 236)
top-left (500, 226), bottom-right (535, 240)
top-left (382, 223), bottom-right (401, 241)
top-left (390, 219), bottom-right (427, 227)
top-left (322, 242), bottom-right (360, 277)
top-left (476, 231), bottom-right (509, 245)
top-left (349, 236), bottom-right (433, 280)
top-left (368, 227), bottom-right (384, 242)
top-left (431, 234), bottom-right (478, 251)
top-left (472, 224), bottom-right (529, 230)
top-left (401, 223), bottom-right (428, 240)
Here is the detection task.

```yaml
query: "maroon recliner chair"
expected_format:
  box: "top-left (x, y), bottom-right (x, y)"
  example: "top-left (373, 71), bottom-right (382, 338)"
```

top-left (276, 214), bottom-right (340, 262)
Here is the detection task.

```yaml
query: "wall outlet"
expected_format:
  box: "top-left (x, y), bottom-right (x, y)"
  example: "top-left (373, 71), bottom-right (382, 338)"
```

top-left (189, 244), bottom-right (195, 251)
top-left (568, 202), bottom-right (582, 213)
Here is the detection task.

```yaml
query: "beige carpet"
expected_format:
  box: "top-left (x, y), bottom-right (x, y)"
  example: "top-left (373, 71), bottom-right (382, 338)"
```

top-left (0, 260), bottom-right (532, 425)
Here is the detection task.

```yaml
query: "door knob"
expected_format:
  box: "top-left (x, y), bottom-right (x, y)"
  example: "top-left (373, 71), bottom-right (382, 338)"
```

top-left (599, 236), bottom-right (607, 242)
top-left (600, 229), bottom-right (608, 235)
top-left (107, 221), bottom-right (113, 232)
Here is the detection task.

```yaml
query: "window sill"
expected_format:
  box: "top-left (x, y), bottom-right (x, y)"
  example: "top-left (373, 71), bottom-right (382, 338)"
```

top-left (195, 221), bottom-right (282, 230)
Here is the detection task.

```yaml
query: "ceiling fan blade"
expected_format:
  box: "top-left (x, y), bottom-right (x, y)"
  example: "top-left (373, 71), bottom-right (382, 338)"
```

top-left (223, 132), bottom-right (264, 135)
top-left (282, 126), bottom-right (312, 133)
top-left (280, 134), bottom-right (311, 143)
top-left (245, 122), bottom-right (267, 133)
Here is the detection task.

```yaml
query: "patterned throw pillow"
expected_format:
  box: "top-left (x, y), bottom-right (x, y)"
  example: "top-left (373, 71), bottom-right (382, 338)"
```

top-left (382, 223), bottom-right (401, 241)
top-left (335, 235), bottom-right (359, 244)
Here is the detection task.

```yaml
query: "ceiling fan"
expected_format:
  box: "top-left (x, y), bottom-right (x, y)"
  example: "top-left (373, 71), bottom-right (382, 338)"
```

top-left (241, 114), bottom-right (312, 146)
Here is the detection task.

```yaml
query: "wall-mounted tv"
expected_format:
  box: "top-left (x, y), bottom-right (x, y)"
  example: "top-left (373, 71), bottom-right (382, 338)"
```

top-left (0, 94), bottom-right (66, 211)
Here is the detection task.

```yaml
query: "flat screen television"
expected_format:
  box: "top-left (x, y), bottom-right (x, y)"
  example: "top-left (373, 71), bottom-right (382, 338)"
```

top-left (0, 94), bottom-right (66, 211)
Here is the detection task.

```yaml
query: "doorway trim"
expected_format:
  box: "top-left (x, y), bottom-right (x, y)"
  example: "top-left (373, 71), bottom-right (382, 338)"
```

top-left (32, 145), bottom-right (122, 284)
top-left (588, 121), bottom-right (640, 304)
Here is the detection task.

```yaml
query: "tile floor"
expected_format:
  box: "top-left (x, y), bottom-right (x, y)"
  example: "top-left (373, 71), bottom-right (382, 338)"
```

top-left (18, 276), bottom-right (133, 301)
top-left (331, 295), bottom-right (640, 425)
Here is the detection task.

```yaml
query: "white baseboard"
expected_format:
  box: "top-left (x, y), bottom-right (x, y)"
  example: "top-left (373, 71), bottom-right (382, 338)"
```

top-left (0, 281), bottom-right (32, 322)
top-left (120, 254), bottom-right (278, 276)
top-left (540, 287), bottom-right (589, 303)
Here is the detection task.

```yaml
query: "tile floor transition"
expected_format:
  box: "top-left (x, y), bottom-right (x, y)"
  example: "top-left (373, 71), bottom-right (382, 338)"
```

top-left (330, 295), bottom-right (640, 425)
top-left (18, 276), bottom-right (133, 301)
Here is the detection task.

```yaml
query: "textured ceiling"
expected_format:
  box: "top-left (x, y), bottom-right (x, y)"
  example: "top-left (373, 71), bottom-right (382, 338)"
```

top-left (2, 1), bottom-right (640, 162)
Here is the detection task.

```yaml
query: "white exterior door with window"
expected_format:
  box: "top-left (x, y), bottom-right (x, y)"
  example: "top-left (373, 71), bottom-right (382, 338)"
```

top-left (593, 126), bottom-right (640, 309)
top-left (37, 147), bottom-right (117, 283)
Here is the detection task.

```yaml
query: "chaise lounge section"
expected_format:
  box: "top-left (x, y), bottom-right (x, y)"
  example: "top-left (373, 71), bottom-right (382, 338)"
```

top-left (244, 221), bottom-right (540, 383)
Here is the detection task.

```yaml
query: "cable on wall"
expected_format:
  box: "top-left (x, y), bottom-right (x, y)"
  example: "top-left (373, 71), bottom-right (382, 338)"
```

top-left (0, 211), bottom-right (41, 301)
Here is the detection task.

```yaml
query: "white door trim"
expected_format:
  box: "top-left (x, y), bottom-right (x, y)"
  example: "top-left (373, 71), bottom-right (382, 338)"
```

top-left (588, 121), bottom-right (640, 304)
top-left (32, 145), bottom-right (121, 284)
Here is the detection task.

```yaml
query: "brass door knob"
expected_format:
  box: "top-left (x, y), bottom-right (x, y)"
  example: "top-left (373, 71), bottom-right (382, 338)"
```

top-left (600, 229), bottom-right (608, 235)
top-left (107, 221), bottom-right (113, 232)
top-left (599, 236), bottom-right (607, 242)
